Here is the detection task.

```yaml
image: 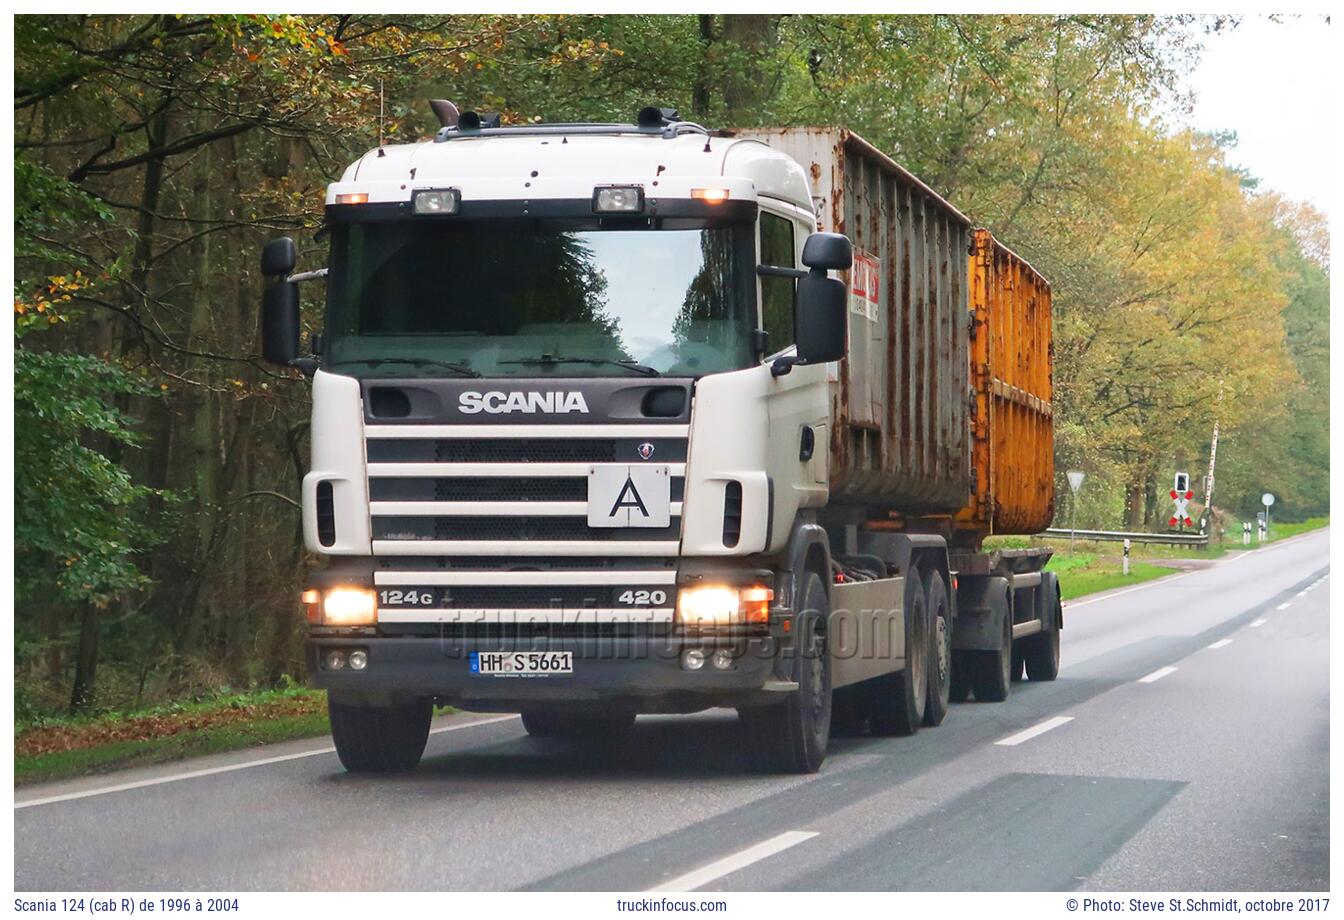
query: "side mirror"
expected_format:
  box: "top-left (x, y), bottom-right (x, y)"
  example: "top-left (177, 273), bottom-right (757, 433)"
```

top-left (801, 232), bottom-right (853, 272)
top-left (261, 237), bottom-right (297, 277)
top-left (261, 281), bottom-right (300, 367)
top-left (795, 273), bottom-right (847, 364)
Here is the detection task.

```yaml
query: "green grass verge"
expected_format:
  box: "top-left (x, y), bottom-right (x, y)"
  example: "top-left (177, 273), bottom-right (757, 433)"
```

top-left (1267, 516), bottom-right (1329, 541)
top-left (1047, 553), bottom-right (1176, 601)
top-left (15, 708), bottom-right (331, 785)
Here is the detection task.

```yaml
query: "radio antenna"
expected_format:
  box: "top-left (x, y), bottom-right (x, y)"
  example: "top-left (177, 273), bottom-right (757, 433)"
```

top-left (378, 79), bottom-right (385, 148)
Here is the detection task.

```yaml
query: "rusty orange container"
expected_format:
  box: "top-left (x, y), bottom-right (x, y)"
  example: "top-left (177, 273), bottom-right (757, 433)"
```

top-left (954, 229), bottom-right (1054, 547)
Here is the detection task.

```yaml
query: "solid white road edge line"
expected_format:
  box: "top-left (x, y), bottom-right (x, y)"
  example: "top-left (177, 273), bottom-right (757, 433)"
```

top-left (1250, 618), bottom-right (1267, 628)
top-left (1208, 639), bottom-right (1234, 649)
top-left (1065, 570), bottom-right (1196, 609)
top-left (14, 714), bottom-right (520, 810)
top-left (648, 831), bottom-right (819, 892)
top-left (995, 716), bottom-right (1074, 747)
top-left (1138, 666), bottom-right (1178, 684)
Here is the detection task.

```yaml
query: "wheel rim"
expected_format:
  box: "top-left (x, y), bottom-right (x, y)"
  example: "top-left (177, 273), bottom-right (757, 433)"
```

top-left (807, 626), bottom-right (827, 720)
top-left (934, 610), bottom-right (950, 688)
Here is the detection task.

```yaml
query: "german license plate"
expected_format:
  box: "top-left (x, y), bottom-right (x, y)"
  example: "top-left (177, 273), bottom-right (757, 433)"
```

top-left (470, 651), bottom-right (573, 677)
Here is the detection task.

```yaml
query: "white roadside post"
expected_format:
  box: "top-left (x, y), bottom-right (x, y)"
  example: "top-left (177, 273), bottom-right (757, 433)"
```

top-left (1066, 470), bottom-right (1086, 552)
top-left (1262, 492), bottom-right (1275, 541)
top-left (1243, 521), bottom-right (1251, 546)
top-left (1123, 537), bottom-right (1131, 576)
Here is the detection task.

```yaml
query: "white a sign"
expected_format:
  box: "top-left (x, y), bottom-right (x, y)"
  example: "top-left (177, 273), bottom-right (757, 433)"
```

top-left (588, 466), bottom-right (670, 528)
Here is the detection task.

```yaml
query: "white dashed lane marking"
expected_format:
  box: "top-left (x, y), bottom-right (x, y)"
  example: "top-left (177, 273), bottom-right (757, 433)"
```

top-left (995, 716), bottom-right (1074, 747)
top-left (1208, 639), bottom-right (1234, 649)
top-left (1138, 666), bottom-right (1178, 684)
top-left (648, 831), bottom-right (820, 892)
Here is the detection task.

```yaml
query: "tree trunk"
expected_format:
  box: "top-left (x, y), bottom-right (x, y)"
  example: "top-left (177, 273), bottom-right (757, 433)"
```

top-left (721, 14), bottom-right (781, 125)
top-left (692, 15), bottom-right (715, 120)
top-left (69, 604), bottom-right (100, 713)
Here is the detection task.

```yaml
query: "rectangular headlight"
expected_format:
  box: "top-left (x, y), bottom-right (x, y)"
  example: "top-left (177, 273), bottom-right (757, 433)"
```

top-left (593, 185), bottom-right (644, 213)
top-left (676, 585), bottom-right (773, 627)
top-left (320, 586), bottom-right (378, 626)
top-left (413, 188), bottom-right (460, 215)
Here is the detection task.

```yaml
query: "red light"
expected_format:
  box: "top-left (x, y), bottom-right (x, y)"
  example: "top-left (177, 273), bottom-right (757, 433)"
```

top-left (1170, 490), bottom-right (1178, 499)
top-left (1169, 517), bottom-right (1178, 526)
top-left (1185, 490), bottom-right (1193, 500)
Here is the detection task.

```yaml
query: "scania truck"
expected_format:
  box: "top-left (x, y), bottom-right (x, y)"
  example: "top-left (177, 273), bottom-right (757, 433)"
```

top-left (260, 106), bottom-right (1060, 774)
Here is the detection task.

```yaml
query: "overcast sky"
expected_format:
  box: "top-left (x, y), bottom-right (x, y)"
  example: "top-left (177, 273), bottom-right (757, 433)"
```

top-left (1183, 14), bottom-right (1333, 214)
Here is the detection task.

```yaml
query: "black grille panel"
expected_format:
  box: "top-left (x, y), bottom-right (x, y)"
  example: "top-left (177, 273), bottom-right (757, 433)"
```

top-left (369, 476), bottom-right (685, 503)
top-left (376, 556), bottom-right (678, 571)
top-left (373, 516), bottom-right (681, 542)
top-left (316, 480), bottom-right (336, 547)
top-left (368, 438), bottom-right (687, 464)
top-left (722, 480), bottom-right (743, 548)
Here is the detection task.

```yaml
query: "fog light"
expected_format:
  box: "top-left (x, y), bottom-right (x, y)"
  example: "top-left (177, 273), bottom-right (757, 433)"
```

top-left (681, 649), bottom-right (706, 671)
top-left (325, 650), bottom-right (347, 671)
top-left (712, 649), bottom-right (734, 671)
top-left (348, 650), bottom-right (368, 671)
top-left (413, 187), bottom-right (460, 215)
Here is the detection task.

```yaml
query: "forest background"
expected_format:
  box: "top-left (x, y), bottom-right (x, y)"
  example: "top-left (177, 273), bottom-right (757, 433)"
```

top-left (12, 14), bottom-right (1330, 718)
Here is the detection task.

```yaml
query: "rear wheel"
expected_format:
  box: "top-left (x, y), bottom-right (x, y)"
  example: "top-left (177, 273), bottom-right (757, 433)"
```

top-left (743, 571), bottom-right (832, 773)
top-left (520, 711), bottom-right (636, 737)
top-left (971, 589), bottom-right (1013, 703)
top-left (1024, 591), bottom-right (1062, 681)
top-left (923, 570), bottom-right (952, 727)
top-left (328, 695), bottom-right (432, 773)
top-left (868, 568), bottom-right (927, 735)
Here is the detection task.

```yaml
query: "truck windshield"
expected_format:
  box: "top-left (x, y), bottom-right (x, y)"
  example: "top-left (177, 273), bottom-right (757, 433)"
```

top-left (323, 219), bottom-right (754, 378)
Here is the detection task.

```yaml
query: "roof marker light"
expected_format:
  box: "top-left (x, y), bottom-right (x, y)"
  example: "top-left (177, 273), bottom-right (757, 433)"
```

top-left (335, 193), bottom-right (369, 205)
top-left (691, 187), bottom-right (730, 203)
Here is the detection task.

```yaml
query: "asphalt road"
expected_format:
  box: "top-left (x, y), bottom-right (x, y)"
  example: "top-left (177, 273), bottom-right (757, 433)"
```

top-left (15, 529), bottom-right (1329, 892)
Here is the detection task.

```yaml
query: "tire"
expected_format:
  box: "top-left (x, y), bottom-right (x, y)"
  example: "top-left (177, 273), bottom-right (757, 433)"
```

top-left (743, 571), bottom-right (832, 773)
top-left (868, 567), bottom-right (927, 735)
top-left (328, 694), bottom-right (432, 773)
top-left (971, 587), bottom-right (1013, 703)
top-left (1024, 590), bottom-right (1062, 681)
top-left (922, 570), bottom-right (952, 727)
top-left (950, 651), bottom-right (974, 703)
top-left (521, 711), bottom-right (636, 737)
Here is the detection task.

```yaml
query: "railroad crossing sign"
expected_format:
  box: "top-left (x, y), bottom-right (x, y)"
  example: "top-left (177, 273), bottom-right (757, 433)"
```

top-left (1169, 477), bottom-right (1194, 528)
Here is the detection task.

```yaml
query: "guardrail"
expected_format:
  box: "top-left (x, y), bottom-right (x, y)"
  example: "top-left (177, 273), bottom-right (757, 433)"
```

top-left (1040, 527), bottom-right (1210, 548)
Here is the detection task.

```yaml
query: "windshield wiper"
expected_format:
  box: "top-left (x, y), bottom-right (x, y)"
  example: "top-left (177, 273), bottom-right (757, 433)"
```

top-left (360, 357), bottom-right (481, 377)
top-left (499, 355), bottom-right (660, 377)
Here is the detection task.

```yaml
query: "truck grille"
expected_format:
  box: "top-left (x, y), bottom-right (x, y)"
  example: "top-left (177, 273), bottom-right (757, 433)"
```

top-left (365, 422), bottom-right (687, 627)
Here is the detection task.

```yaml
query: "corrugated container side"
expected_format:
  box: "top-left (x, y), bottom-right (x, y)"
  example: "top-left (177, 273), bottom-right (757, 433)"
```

top-left (955, 229), bottom-right (1054, 546)
top-left (742, 127), bottom-right (974, 515)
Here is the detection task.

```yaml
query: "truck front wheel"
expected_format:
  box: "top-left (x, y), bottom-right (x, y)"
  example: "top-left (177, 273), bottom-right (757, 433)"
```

top-left (741, 571), bottom-right (832, 773)
top-left (923, 570), bottom-right (952, 727)
top-left (328, 695), bottom-right (432, 773)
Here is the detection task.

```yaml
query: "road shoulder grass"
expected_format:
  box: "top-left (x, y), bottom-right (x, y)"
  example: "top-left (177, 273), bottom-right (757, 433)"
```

top-left (15, 688), bottom-right (330, 786)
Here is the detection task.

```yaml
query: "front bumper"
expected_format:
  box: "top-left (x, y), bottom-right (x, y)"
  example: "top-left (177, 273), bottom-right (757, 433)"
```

top-left (307, 634), bottom-right (783, 713)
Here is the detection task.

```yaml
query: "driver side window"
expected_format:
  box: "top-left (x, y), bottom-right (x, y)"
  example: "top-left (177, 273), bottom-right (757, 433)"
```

top-left (759, 211), bottom-right (796, 353)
